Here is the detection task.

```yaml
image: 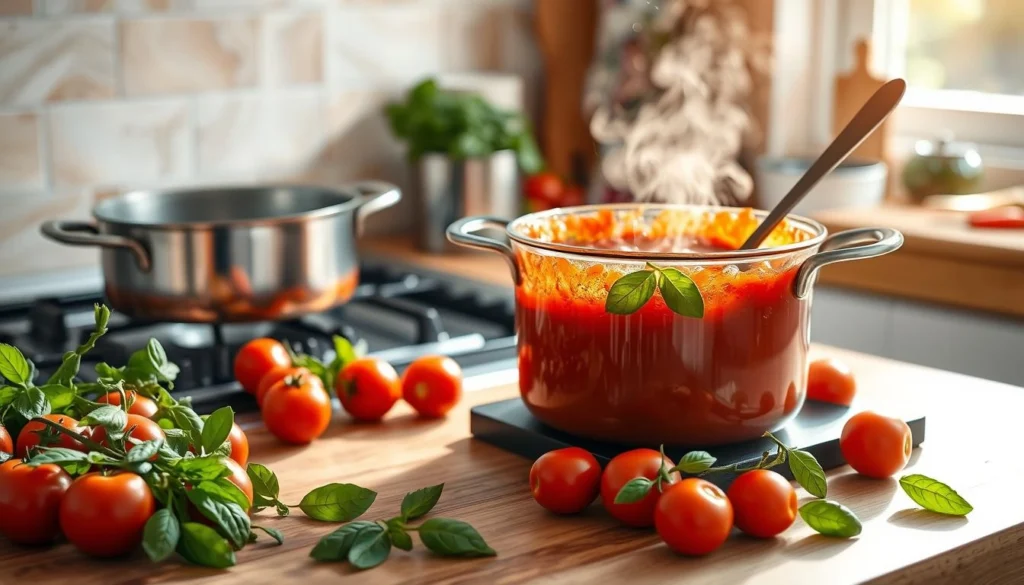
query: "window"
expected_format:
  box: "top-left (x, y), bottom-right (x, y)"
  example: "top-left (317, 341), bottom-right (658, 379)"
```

top-left (770, 0), bottom-right (1024, 163)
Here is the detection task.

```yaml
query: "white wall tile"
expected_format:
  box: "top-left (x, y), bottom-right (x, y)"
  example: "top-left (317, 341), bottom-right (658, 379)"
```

top-left (327, 5), bottom-right (442, 87)
top-left (0, 112), bottom-right (43, 190)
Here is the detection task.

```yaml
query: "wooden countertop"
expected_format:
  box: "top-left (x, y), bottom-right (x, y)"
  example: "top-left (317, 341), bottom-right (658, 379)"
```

top-left (362, 202), bottom-right (1024, 318)
top-left (3, 347), bottom-right (1022, 584)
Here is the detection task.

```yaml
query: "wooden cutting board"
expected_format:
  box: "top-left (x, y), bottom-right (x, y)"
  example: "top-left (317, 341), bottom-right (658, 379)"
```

top-left (834, 39), bottom-right (892, 165)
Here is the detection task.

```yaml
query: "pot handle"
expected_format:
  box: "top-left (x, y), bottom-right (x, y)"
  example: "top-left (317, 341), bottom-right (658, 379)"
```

top-left (446, 216), bottom-right (520, 285)
top-left (793, 227), bottom-right (903, 298)
top-left (40, 221), bottom-right (151, 272)
top-left (350, 181), bottom-right (401, 236)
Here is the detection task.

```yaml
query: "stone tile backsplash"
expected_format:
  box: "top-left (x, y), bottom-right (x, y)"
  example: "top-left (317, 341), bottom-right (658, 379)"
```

top-left (0, 0), bottom-right (537, 278)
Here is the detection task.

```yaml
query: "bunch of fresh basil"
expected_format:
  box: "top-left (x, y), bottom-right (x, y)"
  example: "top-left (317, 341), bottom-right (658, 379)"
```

top-left (385, 78), bottom-right (544, 174)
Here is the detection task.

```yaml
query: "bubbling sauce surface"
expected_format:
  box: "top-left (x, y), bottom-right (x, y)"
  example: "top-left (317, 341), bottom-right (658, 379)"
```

top-left (513, 207), bottom-right (817, 446)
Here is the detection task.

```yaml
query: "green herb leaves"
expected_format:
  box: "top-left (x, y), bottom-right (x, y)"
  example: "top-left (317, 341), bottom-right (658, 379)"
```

top-left (309, 483), bottom-right (495, 571)
top-left (0, 343), bottom-right (32, 387)
top-left (200, 406), bottom-right (234, 455)
top-left (605, 263), bottom-right (704, 318)
top-left (80, 404), bottom-right (127, 431)
top-left (12, 386), bottom-right (49, 420)
top-left (613, 478), bottom-right (654, 504)
top-left (899, 474), bottom-right (973, 516)
top-left (675, 451), bottom-right (717, 474)
top-left (789, 449), bottom-right (828, 499)
top-left (299, 483), bottom-right (377, 522)
top-left (142, 509), bottom-right (180, 562)
top-left (177, 523), bottom-right (236, 569)
top-left (799, 500), bottom-right (863, 538)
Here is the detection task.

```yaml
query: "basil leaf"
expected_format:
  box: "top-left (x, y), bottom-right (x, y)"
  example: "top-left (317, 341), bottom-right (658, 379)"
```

top-left (899, 474), bottom-right (973, 516)
top-left (0, 386), bottom-right (17, 408)
top-left (201, 406), bottom-right (234, 455)
top-left (310, 521), bottom-right (377, 562)
top-left (789, 449), bottom-right (827, 498)
top-left (80, 404), bottom-right (127, 431)
top-left (168, 405), bottom-right (204, 449)
top-left (142, 509), bottom-right (180, 562)
top-left (46, 304), bottom-right (110, 386)
top-left (127, 339), bottom-right (180, 384)
top-left (127, 438), bottom-right (163, 463)
top-left (163, 428), bottom-right (190, 457)
top-left (247, 463), bottom-right (281, 510)
top-left (0, 343), bottom-right (32, 387)
top-left (613, 477), bottom-right (653, 504)
top-left (13, 386), bottom-right (50, 420)
top-left (26, 447), bottom-right (89, 467)
top-left (799, 500), bottom-right (862, 538)
top-left (177, 522), bottom-right (237, 568)
top-left (177, 456), bottom-right (231, 481)
top-left (299, 483), bottom-right (377, 522)
top-left (348, 523), bottom-right (391, 570)
top-left (88, 451), bottom-right (115, 464)
top-left (658, 268), bottom-right (704, 318)
top-left (387, 519), bottom-right (413, 551)
top-left (400, 483), bottom-right (444, 521)
top-left (333, 335), bottom-right (358, 368)
top-left (418, 518), bottom-right (496, 557)
top-left (252, 525), bottom-right (284, 545)
top-left (186, 490), bottom-right (251, 548)
top-left (198, 478), bottom-right (252, 512)
top-left (605, 270), bottom-right (657, 315)
top-left (675, 451), bottom-right (716, 474)
top-left (38, 385), bottom-right (75, 410)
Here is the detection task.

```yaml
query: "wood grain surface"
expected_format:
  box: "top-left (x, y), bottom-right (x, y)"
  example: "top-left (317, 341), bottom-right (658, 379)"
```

top-left (2, 347), bottom-right (1023, 584)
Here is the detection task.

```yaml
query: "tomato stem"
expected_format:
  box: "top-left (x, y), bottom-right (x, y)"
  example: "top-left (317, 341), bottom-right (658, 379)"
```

top-left (31, 416), bottom-right (122, 459)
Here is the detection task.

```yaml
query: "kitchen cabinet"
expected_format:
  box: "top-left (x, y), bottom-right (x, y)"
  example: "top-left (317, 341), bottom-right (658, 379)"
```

top-left (811, 286), bottom-right (1024, 387)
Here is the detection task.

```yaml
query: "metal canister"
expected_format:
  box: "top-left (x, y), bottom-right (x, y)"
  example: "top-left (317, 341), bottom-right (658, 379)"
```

top-left (413, 150), bottom-right (520, 253)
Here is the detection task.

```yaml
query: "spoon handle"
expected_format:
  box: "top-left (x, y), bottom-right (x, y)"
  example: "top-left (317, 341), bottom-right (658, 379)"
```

top-left (741, 78), bottom-right (907, 250)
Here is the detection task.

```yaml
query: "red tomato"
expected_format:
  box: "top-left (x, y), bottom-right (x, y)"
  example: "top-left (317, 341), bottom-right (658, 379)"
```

top-left (401, 355), bottom-right (463, 418)
top-left (234, 338), bottom-right (291, 394)
top-left (530, 447), bottom-right (601, 514)
top-left (335, 357), bottom-right (401, 422)
top-left (655, 478), bottom-right (734, 556)
top-left (221, 457), bottom-right (254, 506)
top-left (0, 425), bottom-right (12, 456)
top-left (59, 472), bottom-right (155, 557)
top-left (524, 172), bottom-right (564, 206)
top-left (600, 448), bottom-right (679, 527)
top-left (0, 460), bottom-right (72, 545)
top-left (558, 185), bottom-right (586, 207)
top-left (16, 414), bottom-right (87, 459)
top-left (227, 422), bottom-right (250, 467)
top-left (807, 358), bottom-right (857, 406)
top-left (727, 469), bottom-right (797, 538)
top-left (840, 411), bottom-right (913, 478)
top-left (256, 365), bottom-right (314, 406)
top-left (96, 390), bottom-right (159, 418)
top-left (90, 414), bottom-right (166, 459)
top-left (262, 373), bottom-right (333, 444)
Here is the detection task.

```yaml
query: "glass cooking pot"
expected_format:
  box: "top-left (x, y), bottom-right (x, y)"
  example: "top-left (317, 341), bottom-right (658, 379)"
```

top-left (448, 205), bottom-right (903, 446)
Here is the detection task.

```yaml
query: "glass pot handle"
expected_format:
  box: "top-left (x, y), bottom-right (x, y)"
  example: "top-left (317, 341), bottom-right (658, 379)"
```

top-left (793, 227), bottom-right (904, 299)
top-left (446, 216), bottom-right (520, 285)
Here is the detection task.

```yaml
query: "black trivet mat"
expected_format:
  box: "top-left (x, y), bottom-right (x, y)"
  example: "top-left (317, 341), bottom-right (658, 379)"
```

top-left (471, 399), bottom-right (926, 489)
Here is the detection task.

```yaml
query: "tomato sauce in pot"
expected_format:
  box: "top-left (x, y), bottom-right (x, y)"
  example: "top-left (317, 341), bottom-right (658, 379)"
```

top-left (513, 208), bottom-right (816, 446)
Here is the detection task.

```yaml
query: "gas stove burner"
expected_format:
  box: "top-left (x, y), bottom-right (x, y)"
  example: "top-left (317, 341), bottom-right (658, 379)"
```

top-left (0, 261), bottom-right (518, 413)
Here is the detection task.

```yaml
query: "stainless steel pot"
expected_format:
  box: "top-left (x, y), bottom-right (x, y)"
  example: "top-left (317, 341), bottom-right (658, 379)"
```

top-left (41, 182), bottom-right (400, 323)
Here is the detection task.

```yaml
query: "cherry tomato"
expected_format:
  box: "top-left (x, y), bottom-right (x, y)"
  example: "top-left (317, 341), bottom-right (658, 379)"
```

top-left (221, 457), bottom-right (254, 505)
top-left (655, 478), bottom-right (734, 556)
top-left (91, 414), bottom-right (166, 459)
top-left (96, 390), bottom-right (159, 418)
top-left (16, 413), bottom-right (87, 458)
top-left (559, 184), bottom-right (586, 207)
top-left (234, 338), bottom-right (291, 394)
top-left (0, 460), bottom-right (72, 545)
top-left (727, 469), bottom-right (797, 538)
top-left (262, 373), bottom-right (332, 444)
top-left (335, 357), bottom-right (401, 422)
top-left (600, 448), bottom-right (679, 527)
top-left (807, 358), bottom-right (856, 406)
top-left (401, 355), bottom-right (463, 418)
top-left (226, 422), bottom-right (250, 467)
top-left (256, 365), bottom-right (315, 407)
top-left (530, 447), bottom-right (601, 514)
top-left (60, 472), bottom-right (156, 557)
top-left (524, 172), bottom-right (564, 206)
top-left (0, 425), bottom-right (12, 456)
top-left (840, 411), bottom-right (913, 478)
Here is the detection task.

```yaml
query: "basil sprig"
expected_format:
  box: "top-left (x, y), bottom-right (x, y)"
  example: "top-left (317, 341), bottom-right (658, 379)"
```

top-left (899, 474), bottom-right (973, 516)
top-left (605, 263), bottom-right (704, 318)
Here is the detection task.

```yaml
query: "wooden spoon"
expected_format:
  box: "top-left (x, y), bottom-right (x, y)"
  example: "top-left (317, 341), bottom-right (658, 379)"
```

top-left (741, 78), bottom-right (908, 250)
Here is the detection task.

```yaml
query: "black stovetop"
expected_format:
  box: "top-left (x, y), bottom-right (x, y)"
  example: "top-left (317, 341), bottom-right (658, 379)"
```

top-left (0, 262), bottom-right (517, 413)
